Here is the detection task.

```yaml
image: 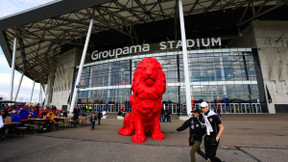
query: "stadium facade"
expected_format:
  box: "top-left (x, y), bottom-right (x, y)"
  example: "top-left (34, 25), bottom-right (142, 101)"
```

top-left (0, 0), bottom-right (288, 114)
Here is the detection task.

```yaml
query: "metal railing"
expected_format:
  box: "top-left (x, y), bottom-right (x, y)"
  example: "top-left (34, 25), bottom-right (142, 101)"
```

top-left (76, 102), bottom-right (262, 114)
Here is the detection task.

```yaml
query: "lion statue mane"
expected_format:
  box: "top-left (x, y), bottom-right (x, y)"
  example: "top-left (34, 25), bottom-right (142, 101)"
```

top-left (118, 57), bottom-right (166, 143)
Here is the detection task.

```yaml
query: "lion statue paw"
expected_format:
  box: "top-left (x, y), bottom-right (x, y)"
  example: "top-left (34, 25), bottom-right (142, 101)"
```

top-left (132, 135), bottom-right (146, 143)
top-left (151, 132), bottom-right (164, 141)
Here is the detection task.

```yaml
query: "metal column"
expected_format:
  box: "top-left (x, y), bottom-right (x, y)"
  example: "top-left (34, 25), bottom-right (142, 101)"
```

top-left (10, 38), bottom-right (17, 103)
top-left (14, 72), bottom-right (24, 101)
top-left (178, 0), bottom-right (192, 116)
top-left (69, 19), bottom-right (94, 114)
top-left (39, 84), bottom-right (42, 105)
top-left (29, 81), bottom-right (35, 106)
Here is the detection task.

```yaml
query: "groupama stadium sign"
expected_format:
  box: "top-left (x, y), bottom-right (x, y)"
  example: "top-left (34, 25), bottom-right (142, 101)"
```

top-left (91, 37), bottom-right (221, 60)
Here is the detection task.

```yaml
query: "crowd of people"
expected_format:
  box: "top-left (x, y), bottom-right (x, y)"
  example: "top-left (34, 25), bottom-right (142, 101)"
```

top-left (72, 106), bottom-right (104, 130)
top-left (0, 103), bottom-right (68, 139)
top-left (160, 105), bottom-right (172, 122)
top-left (1, 101), bottom-right (224, 162)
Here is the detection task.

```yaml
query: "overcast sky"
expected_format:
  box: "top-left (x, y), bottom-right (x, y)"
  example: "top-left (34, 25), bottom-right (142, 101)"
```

top-left (0, 0), bottom-right (54, 103)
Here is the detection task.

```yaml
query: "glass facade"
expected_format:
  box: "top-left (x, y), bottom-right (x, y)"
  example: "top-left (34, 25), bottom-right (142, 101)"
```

top-left (76, 48), bottom-right (263, 114)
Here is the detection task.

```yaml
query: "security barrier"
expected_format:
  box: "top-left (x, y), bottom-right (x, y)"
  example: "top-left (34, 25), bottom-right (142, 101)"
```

top-left (75, 102), bottom-right (262, 114)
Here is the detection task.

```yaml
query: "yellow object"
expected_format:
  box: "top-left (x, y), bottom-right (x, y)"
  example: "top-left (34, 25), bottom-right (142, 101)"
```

top-left (43, 113), bottom-right (56, 123)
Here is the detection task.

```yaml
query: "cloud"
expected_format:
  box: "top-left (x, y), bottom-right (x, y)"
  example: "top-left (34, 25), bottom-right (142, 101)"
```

top-left (0, 0), bottom-right (52, 103)
top-left (0, 55), bottom-right (11, 73)
top-left (0, 72), bottom-right (44, 102)
top-left (0, 52), bottom-right (43, 103)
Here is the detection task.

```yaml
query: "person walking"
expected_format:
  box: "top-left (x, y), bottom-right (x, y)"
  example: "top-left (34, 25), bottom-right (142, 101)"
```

top-left (97, 109), bottom-right (103, 125)
top-left (176, 108), bottom-right (209, 162)
top-left (73, 106), bottom-right (80, 121)
top-left (90, 113), bottom-right (97, 130)
top-left (200, 102), bottom-right (224, 162)
top-left (166, 107), bottom-right (172, 122)
top-left (160, 105), bottom-right (165, 122)
top-left (177, 106), bottom-right (180, 117)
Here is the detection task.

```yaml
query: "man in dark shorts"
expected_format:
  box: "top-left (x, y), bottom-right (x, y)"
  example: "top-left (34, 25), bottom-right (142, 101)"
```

top-left (201, 102), bottom-right (224, 162)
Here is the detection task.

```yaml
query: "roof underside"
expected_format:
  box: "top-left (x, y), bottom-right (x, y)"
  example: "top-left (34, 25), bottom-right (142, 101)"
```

top-left (0, 0), bottom-right (288, 85)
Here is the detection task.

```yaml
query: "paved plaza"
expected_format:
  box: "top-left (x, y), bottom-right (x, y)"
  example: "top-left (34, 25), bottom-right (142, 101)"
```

top-left (0, 114), bottom-right (288, 162)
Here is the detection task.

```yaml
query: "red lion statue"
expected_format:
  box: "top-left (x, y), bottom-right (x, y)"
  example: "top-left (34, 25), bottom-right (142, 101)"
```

top-left (118, 57), bottom-right (166, 143)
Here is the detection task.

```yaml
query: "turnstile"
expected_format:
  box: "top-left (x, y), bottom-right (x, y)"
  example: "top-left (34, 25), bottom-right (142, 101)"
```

top-left (216, 103), bottom-right (226, 113)
top-left (209, 103), bottom-right (217, 112)
top-left (168, 103), bottom-right (178, 114)
top-left (99, 104), bottom-right (105, 111)
top-left (93, 104), bottom-right (99, 112)
top-left (229, 103), bottom-right (240, 113)
top-left (241, 103), bottom-right (252, 113)
top-left (251, 103), bottom-right (262, 113)
top-left (107, 104), bottom-right (114, 112)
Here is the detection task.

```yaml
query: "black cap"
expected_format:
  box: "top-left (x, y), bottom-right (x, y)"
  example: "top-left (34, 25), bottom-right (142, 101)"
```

top-left (191, 108), bottom-right (201, 114)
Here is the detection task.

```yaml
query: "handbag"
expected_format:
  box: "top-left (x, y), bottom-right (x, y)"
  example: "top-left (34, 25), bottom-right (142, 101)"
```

top-left (188, 135), bottom-right (195, 146)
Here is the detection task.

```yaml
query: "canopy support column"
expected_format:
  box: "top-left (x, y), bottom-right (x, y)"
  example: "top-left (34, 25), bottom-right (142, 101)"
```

top-left (39, 84), bottom-right (42, 105)
top-left (14, 72), bottom-right (24, 101)
top-left (178, 0), bottom-right (192, 116)
top-left (10, 38), bottom-right (17, 104)
top-left (30, 81), bottom-right (35, 106)
top-left (69, 19), bottom-right (94, 114)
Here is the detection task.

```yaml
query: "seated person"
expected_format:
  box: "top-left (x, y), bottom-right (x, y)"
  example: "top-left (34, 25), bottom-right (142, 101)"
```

top-left (52, 106), bottom-right (57, 111)
top-left (0, 111), bottom-right (4, 128)
top-left (5, 110), bottom-right (20, 135)
top-left (0, 110), bottom-right (5, 138)
top-left (43, 110), bottom-right (56, 123)
top-left (19, 105), bottom-right (29, 122)
top-left (41, 109), bottom-right (48, 118)
top-left (62, 110), bottom-right (68, 117)
top-left (43, 109), bottom-right (56, 130)
top-left (55, 109), bottom-right (60, 116)
top-left (38, 109), bottom-right (43, 117)
top-left (30, 108), bottom-right (38, 118)
top-left (2, 109), bottom-right (9, 120)
top-left (58, 111), bottom-right (63, 117)
top-left (11, 110), bottom-right (20, 126)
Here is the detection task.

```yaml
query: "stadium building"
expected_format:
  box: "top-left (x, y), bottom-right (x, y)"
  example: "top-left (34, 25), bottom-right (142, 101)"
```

top-left (0, 0), bottom-right (288, 114)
